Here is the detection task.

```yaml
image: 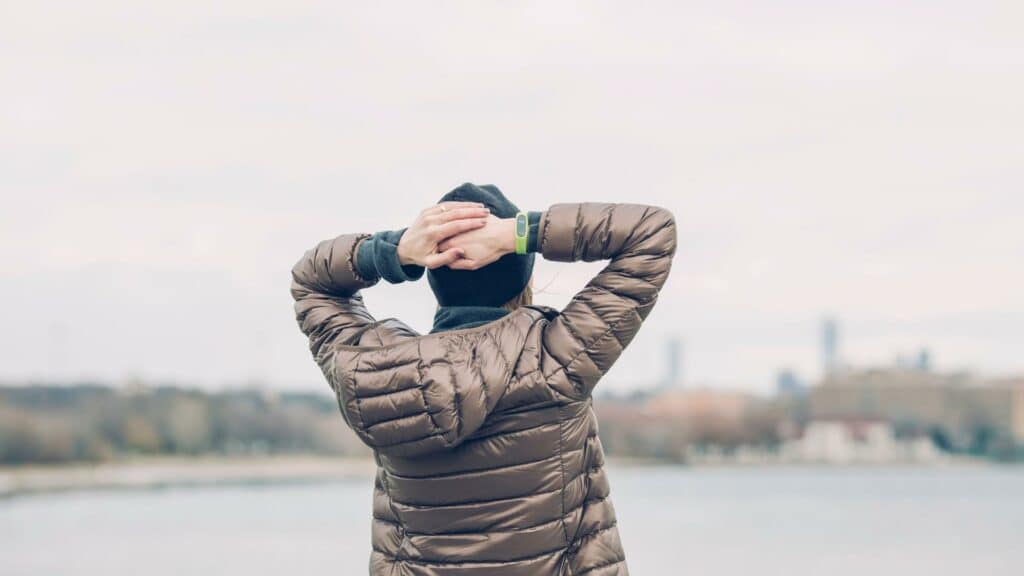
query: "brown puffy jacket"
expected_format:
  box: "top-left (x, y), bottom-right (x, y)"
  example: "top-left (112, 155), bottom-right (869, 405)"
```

top-left (291, 203), bottom-right (676, 575)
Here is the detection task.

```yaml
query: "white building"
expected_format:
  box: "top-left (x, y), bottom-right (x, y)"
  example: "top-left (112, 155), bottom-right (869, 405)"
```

top-left (783, 420), bottom-right (941, 464)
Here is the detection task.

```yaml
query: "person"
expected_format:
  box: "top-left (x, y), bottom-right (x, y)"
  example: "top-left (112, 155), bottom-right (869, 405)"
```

top-left (291, 182), bottom-right (676, 575)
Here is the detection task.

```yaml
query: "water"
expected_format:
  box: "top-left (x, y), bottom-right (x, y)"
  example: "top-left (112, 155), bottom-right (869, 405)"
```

top-left (3, 466), bottom-right (1023, 575)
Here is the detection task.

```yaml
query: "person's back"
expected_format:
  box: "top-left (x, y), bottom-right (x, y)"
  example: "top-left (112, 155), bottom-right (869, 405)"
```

top-left (291, 183), bottom-right (676, 575)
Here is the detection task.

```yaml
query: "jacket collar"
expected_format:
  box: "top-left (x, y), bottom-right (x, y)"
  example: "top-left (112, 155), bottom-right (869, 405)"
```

top-left (430, 305), bottom-right (509, 334)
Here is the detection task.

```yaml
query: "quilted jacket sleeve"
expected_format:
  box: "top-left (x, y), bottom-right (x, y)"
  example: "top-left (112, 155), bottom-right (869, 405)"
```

top-left (536, 203), bottom-right (677, 400)
top-left (290, 233), bottom-right (380, 367)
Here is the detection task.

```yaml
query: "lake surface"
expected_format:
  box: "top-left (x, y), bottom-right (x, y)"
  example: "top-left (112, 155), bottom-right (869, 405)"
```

top-left (3, 466), bottom-right (1023, 575)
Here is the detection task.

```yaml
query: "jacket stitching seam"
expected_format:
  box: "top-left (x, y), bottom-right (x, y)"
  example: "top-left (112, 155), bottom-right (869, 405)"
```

top-left (463, 416), bottom-right (558, 444)
top-left (598, 204), bottom-right (614, 257)
top-left (556, 402), bottom-right (572, 548)
top-left (574, 552), bottom-right (625, 575)
top-left (373, 510), bottom-right (568, 537)
top-left (387, 463), bottom-right (599, 511)
top-left (385, 448), bottom-right (565, 481)
top-left (388, 482), bottom-right (566, 509)
top-left (360, 406), bottom-right (443, 430)
top-left (349, 379), bottom-right (420, 397)
top-left (482, 330), bottom-right (514, 379)
top-left (543, 319), bottom-right (621, 391)
top-left (348, 233), bottom-right (375, 285)
top-left (415, 342), bottom-right (447, 445)
top-left (373, 430), bottom-right (448, 450)
top-left (582, 280), bottom-right (655, 306)
top-left (572, 204), bottom-right (584, 259)
top-left (539, 210), bottom-right (551, 254)
top-left (447, 355), bottom-right (462, 439)
top-left (376, 470), bottom-right (409, 564)
top-left (469, 341), bottom-right (490, 409)
top-left (349, 355), bottom-right (367, 431)
top-left (559, 303), bottom-right (590, 352)
top-left (372, 544), bottom-right (564, 567)
top-left (576, 519), bottom-right (619, 542)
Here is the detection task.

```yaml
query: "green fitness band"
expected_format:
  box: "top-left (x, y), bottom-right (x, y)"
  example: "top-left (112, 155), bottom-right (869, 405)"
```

top-left (514, 211), bottom-right (528, 255)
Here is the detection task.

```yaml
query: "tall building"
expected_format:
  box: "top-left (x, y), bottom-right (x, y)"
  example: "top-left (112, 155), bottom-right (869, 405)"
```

top-left (916, 348), bottom-right (932, 371)
top-left (776, 369), bottom-right (805, 396)
top-left (663, 336), bottom-right (683, 389)
top-left (821, 316), bottom-right (839, 377)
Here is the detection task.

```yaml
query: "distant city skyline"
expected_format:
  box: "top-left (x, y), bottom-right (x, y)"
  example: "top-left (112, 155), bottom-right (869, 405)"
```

top-left (2, 1), bottom-right (1022, 392)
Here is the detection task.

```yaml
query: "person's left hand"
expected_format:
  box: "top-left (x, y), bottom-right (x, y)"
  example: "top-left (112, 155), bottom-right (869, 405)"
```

top-left (437, 215), bottom-right (515, 270)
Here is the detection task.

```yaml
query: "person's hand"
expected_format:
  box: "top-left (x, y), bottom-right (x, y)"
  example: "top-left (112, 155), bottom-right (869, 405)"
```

top-left (437, 215), bottom-right (515, 270)
top-left (397, 202), bottom-right (491, 269)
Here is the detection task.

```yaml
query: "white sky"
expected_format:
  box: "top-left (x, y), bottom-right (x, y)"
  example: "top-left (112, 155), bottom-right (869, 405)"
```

top-left (2, 1), bottom-right (1022, 393)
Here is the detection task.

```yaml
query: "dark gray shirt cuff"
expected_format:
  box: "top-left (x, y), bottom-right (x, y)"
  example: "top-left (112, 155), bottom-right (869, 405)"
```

top-left (527, 211), bottom-right (542, 253)
top-left (355, 228), bottom-right (425, 284)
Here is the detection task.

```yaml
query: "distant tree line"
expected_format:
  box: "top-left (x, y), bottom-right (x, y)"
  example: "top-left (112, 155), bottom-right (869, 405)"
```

top-left (594, 393), bottom-right (785, 463)
top-left (0, 383), bottom-right (789, 466)
top-left (3, 383), bottom-right (1019, 466)
top-left (0, 384), bottom-right (371, 465)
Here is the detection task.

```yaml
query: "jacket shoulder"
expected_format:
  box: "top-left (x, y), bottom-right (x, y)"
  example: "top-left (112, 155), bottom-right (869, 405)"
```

top-left (347, 317), bottom-right (420, 348)
top-left (520, 304), bottom-right (560, 321)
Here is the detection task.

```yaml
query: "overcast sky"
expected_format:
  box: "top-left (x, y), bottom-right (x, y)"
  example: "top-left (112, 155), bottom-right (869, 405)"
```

top-left (2, 1), bottom-right (1021, 394)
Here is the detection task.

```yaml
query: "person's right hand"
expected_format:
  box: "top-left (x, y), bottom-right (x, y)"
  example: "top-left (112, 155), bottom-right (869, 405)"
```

top-left (397, 202), bottom-right (491, 269)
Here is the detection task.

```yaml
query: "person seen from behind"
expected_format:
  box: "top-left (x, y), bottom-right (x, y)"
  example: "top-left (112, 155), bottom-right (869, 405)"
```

top-left (291, 182), bottom-right (677, 575)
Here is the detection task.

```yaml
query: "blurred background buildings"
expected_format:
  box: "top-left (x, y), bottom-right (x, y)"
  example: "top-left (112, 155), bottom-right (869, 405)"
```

top-left (4, 315), bottom-right (1021, 467)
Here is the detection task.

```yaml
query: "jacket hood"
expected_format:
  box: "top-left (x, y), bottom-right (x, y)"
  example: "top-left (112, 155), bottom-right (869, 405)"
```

top-left (326, 305), bottom-right (554, 458)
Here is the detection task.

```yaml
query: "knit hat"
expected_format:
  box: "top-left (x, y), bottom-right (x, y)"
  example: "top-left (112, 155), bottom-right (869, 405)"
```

top-left (427, 182), bottom-right (534, 307)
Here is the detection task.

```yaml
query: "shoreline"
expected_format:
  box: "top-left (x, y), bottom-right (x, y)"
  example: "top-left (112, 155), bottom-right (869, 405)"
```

top-left (0, 455), bottom-right (377, 499)
top-left (0, 454), bottom-right (1003, 500)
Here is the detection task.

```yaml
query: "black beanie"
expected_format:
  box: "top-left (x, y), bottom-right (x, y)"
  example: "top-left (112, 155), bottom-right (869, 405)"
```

top-left (427, 182), bottom-right (535, 307)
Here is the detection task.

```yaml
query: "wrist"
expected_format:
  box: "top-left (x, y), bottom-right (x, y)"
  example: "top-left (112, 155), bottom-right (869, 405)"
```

top-left (367, 228), bottom-right (425, 284)
top-left (500, 218), bottom-right (517, 254)
top-left (396, 233), bottom-right (417, 266)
